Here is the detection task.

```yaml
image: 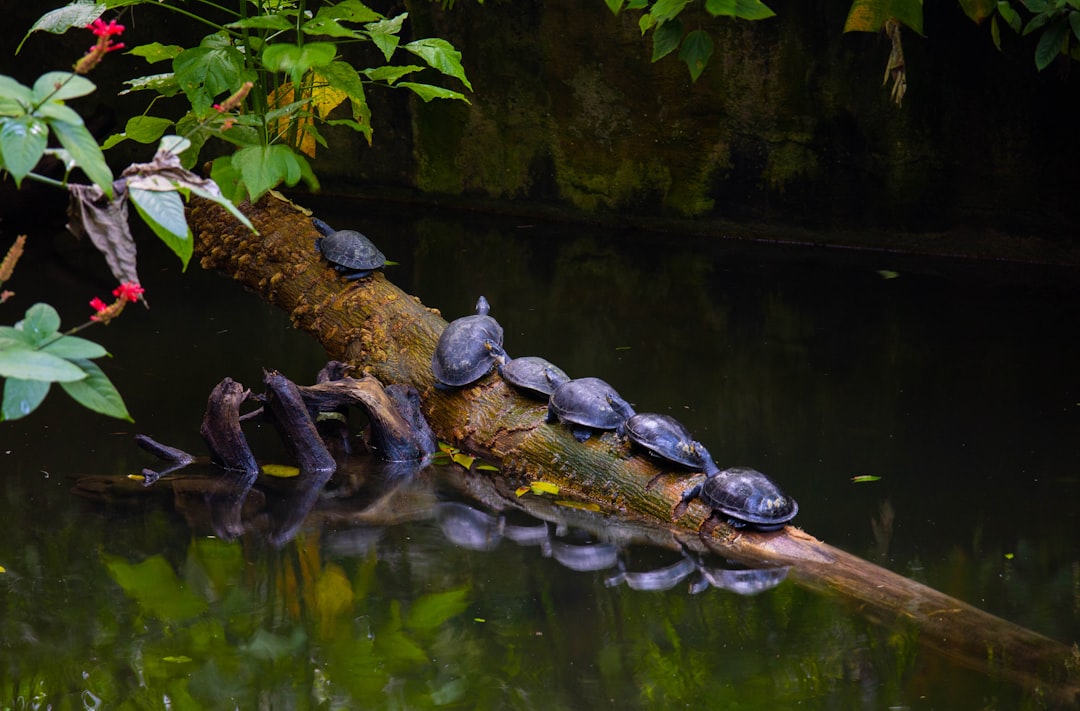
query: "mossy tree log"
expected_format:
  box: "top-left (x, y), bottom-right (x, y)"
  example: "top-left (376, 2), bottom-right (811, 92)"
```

top-left (190, 196), bottom-right (1079, 705)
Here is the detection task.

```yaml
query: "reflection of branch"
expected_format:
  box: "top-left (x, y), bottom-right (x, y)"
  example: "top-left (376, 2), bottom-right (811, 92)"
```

top-left (883, 19), bottom-right (907, 106)
top-left (135, 433), bottom-right (195, 484)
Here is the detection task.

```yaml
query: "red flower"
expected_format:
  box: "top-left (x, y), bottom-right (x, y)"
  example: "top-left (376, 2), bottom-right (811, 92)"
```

top-left (88, 19), bottom-right (125, 37)
top-left (89, 296), bottom-right (110, 322)
top-left (112, 282), bottom-right (145, 303)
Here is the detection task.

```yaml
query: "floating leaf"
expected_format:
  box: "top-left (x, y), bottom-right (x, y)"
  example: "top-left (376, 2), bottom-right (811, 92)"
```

top-left (162, 656), bottom-right (193, 663)
top-left (877, 269), bottom-right (900, 279)
top-left (554, 499), bottom-right (602, 512)
top-left (475, 462), bottom-right (500, 472)
top-left (515, 486), bottom-right (531, 497)
top-left (1004, 552), bottom-right (1015, 560)
top-left (851, 475), bottom-right (882, 483)
top-left (127, 473), bottom-right (146, 481)
top-left (531, 481), bottom-right (560, 495)
top-left (262, 463), bottom-right (300, 478)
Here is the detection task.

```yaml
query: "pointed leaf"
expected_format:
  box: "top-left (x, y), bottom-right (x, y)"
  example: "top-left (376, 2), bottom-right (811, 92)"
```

top-left (403, 39), bottom-right (472, 91)
top-left (227, 15), bottom-right (294, 31)
top-left (1035, 18), bottom-right (1069, 69)
top-left (18, 4), bottom-right (105, 53)
top-left (60, 358), bottom-right (132, 421)
top-left (128, 42), bottom-right (184, 64)
top-left (302, 16), bottom-right (363, 38)
top-left (707, 0), bottom-right (777, 19)
top-left (0, 116), bottom-right (48, 186)
top-left (33, 73), bottom-right (96, 102)
top-left (123, 115), bottom-right (173, 144)
top-left (679, 29), bottom-right (715, 82)
top-left (362, 65), bottom-right (424, 84)
top-left (606, 0), bottom-right (626, 13)
top-left (129, 187), bottom-right (192, 269)
top-left (120, 73), bottom-right (181, 97)
top-left (0, 346), bottom-right (87, 382)
top-left (364, 14), bottom-right (408, 60)
top-left (650, 0), bottom-right (691, 24)
top-left (398, 82), bottom-right (470, 103)
top-left (41, 335), bottom-right (109, 359)
top-left (49, 119), bottom-right (115, 196)
top-left (652, 19), bottom-right (684, 61)
top-left (1, 377), bottom-right (50, 421)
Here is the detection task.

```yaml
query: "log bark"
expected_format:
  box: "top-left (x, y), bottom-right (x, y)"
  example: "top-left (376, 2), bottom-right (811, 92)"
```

top-left (189, 196), bottom-right (1080, 705)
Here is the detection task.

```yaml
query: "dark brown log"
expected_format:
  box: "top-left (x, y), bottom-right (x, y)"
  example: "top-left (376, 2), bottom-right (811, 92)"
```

top-left (199, 377), bottom-right (259, 474)
top-left (189, 196), bottom-right (1080, 705)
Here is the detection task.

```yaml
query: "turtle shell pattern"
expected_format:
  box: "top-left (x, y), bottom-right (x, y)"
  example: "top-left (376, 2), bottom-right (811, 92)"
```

top-left (623, 413), bottom-right (713, 471)
top-left (547, 377), bottom-right (635, 440)
top-left (312, 217), bottom-right (385, 279)
top-left (500, 356), bottom-right (570, 398)
top-left (693, 466), bottom-right (798, 531)
top-left (431, 297), bottom-right (506, 387)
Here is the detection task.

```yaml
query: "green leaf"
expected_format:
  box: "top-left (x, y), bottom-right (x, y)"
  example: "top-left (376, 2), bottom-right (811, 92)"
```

top-left (60, 358), bottom-right (132, 421)
top-left (844, 0), bottom-right (924, 34)
top-left (210, 156), bottom-right (245, 203)
top-left (103, 554), bottom-right (207, 620)
top-left (174, 41), bottom-right (246, 111)
top-left (1, 377), bottom-right (50, 421)
top-left (1071, 10), bottom-right (1080, 40)
top-left (405, 587), bottom-right (470, 636)
top-left (41, 335), bottom-right (108, 360)
top-left (129, 187), bottom-right (192, 270)
top-left (17, 303), bottom-right (61, 345)
top-left (679, 29), bottom-right (714, 82)
top-left (403, 38), bottom-right (473, 91)
top-left (302, 17), bottom-right (363, 38)
top-left (120, 73), bottom-right (182, 97)
top-left (124, 115), bottom-right (173, 144)
top-left (1035, 18), bottom-right (1069, 68)
top-left (364, 14), bottom-right (407, 60)
top-left (362, 65), bottom-right (424, 85)
top-left (959, 0), bottom-right (998, 22)
top-left (606, 0), bottom-right (626, 13)
top-left (0, 326), bottom-right (31, 347)
top-left (128, 42), bottom-right (184, 64)
top-left (650, 0), bottom-right (691, 24)
top-left (0, 346), bottom-right (87, 383)
top-left (398, 82), bottom-right (470, 103)
top-left (652, 19), bottom-right (684, 61)
top-left (261, 43), bottom-right (338, 86)
top-left (33, 100), bottom-right (84, 126)
top-left (232, 144), bottom-right (318, 202)
top-left (0, 76), bottom-right (32, 115)
top-left (33, 72), bottom-right (97, 102)
top-left (17, 3), bottom-right (105, 54)
top-left (181, 183), bottom-right (257, 234)
top-left (227, 15), bottom-right (294, 31)
top-left (316, 0), bottom-right (382, 23)
top-left (323, 62), bottom-right (372, 136)
top-left (49, 118), bottom-right (115, 197)
top-left (706, 0), bottom-right (777, 19)
top-left (998, 1), bottom-right (1023, 31)
top-left (0, 116), bottom-right (48, 187)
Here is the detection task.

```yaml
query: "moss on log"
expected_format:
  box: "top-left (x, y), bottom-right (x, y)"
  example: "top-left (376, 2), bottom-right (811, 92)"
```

top-left (190, 195), bottom-right (1079, 705)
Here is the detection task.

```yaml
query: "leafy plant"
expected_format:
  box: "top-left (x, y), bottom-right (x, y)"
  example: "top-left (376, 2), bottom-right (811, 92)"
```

top-left (28, 0), bottom-right (473, 204)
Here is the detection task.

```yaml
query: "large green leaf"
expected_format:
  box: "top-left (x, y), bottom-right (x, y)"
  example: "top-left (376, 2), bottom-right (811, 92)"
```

top-left (844, 0), bottom-right (924, 34)
top-left (706, 0), bottom-right (777, 20)
top-left (1035, 17), bottom-right (1069, 69)
top-left (364, 14), bottom-right (407, 60)
top-left (17, 3), bottom-right (105, 53)
top-left (403, 39), bottom-right (473, 91)
top-left (60, 358), bottom-right (132, 421)
top-left (17, 303), bottom-right (61, 345)
top-left (652, 19), bottom-right (684, 61)
top-left (232, 144), bottom-right (318, 202)
top-left (1, 377), bottom-right (50, 421)
top-left (261, 42), bottom-right (338, 85)
top-left (124, 115), bottom-right (174, 144)
top-left (0, 115), bottom-right (48, 187)
top-left (0, 76), bottom-right (32, 115)
top-left (302, 16), bottom-right (363, 39)
top-left (679, 29), bottom-right (714, 82)
top-left (41, 334), bottom-right (109, 360)
top-left (103, 554), bottom-right (208, 620)
top-left (650, 0), bottom-right (692, 24)
top-left (129, 187), bottom-right (192, 269)
top-left (49, 118), bottom-right (115, 196)
top-left (32, 72), bottom-right (96, 102)
top-left (173, 41), bottom-right (247, 112)
top-left (0, 346), bottom-right (87, 382)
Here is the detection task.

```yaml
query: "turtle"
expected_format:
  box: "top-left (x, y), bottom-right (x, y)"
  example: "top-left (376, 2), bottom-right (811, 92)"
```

top-left (546, 376), bottom-right (636, 442)
top-left (312, 216), bottom-right (386, 280)
top-left (431, 296), bottom-right (508, 387)
top-left (623, 412), bottom-right (716, 472)
top-left (499, 356), bottom-right (570, 399)
top-left (681, 465), bottom-right (798, 532)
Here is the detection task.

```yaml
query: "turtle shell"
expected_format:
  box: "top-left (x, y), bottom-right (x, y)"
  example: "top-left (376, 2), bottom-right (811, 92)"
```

top-left (500, 356), bottom-right (570, 398)
top-left (547, 377), bottom-right (636, 441)
top-left (694, 466), bottom-right (798, 531)
top-left (317, 229), bottom-right (386, 276)
top-left (624, 413), bottom-right (712, 470)
top-left (431, 297), bottom-right (506, 386)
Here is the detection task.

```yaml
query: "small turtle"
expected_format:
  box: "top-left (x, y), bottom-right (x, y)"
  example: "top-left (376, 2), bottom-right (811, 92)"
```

top-left (623, 413), bottom-right (715, 472)
top-left (681, 466), bottom-right (798, 532)
top-left (431, 296), bottom-right (508, 387)
top-left (500, 356), bottom-right (570, 399)
top-left (312, 216), bottom-right (386, 280)
top-left (546, 377), bottom-right (636, 442)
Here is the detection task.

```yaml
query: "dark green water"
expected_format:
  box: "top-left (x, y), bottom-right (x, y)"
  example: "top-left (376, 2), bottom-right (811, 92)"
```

top-left (2, 199), bottom-right (1078, 709)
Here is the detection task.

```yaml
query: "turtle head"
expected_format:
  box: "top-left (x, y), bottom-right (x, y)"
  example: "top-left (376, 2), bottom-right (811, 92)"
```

top-left (475, 295), bottom-right (490, 316)
top-left (485, 340), bottom-right (509, 365)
